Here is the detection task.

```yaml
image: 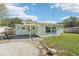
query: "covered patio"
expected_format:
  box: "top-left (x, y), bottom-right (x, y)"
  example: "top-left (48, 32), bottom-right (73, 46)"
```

top-left (15, 24), bottom-right (40, 39)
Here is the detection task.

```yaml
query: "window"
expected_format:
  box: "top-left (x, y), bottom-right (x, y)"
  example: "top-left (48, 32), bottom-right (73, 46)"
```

top-left (46, 27), bottom-right (51, 33)
top-left (46, 27), bottom-right (56, 33)
top-left (52, 27), bottom-right (56, 32)
top-left (32, 26), bottom-right (35, 30)
top-left (22, 27), bottom-right (25, 30)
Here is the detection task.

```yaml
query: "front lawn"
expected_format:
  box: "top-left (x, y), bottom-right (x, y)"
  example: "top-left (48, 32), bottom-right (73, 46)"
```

top-left (43, 33), bottom-right (79, 56)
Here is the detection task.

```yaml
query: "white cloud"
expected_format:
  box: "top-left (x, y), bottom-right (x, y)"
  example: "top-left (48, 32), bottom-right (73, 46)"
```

top-left (20, 15), bottom-right (39, 21)
top-left (6, 3), bottom-right (38, 21)
top-left (54, 3), bottom-right (79, 12)
top-left (59, 16), bottom-right (70, 20)
top-left (59, 16), bottom-right (79, 21)
top-left (24, 6), bottom-right (30, 10)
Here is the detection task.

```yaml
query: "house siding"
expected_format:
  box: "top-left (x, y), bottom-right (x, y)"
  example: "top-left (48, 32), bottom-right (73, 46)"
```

top-left (36, 26), bottom-right (60, 37)
top-left (15, 24), bottom-right (63, 37)
top-left (16, 26), bottom-right (29, 35)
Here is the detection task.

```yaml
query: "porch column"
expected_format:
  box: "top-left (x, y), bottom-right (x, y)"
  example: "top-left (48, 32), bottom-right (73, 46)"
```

top-left (29, 25), bottom-right (32, 39)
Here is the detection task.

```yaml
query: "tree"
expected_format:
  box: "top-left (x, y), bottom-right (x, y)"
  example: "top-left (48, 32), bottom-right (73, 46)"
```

top-left (10, 17), bottom-right (23, 27)
top-left (0, 3), bottom-right (7, 19)
top-left (0, 18), bottom-right (11, 26)
top-left (11, 17), bottom-right (22, 24)
top-left (63, 16), bottom-right (79, 27)
top-left (0, 17), bottom-right (22, 27)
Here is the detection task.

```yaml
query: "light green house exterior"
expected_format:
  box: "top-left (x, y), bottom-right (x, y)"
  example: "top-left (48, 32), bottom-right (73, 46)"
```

top-left (15, 21), bottom-right (63, 37)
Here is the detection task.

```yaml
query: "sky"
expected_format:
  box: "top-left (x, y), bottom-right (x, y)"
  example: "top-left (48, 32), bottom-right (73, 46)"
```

top-left (5, 3), bottom-right (79, 23)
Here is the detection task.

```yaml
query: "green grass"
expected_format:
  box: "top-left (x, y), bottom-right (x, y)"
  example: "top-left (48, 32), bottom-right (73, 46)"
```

top-left (43, 33), bottom-right (79, 56)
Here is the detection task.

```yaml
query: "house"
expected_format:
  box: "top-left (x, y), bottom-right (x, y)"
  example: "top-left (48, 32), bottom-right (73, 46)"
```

top-left (15, 20), bottom-right (63, 37)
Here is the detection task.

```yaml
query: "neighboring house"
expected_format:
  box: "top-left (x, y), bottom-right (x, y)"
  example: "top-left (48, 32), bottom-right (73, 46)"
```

top-left (15, 21), bottom-right (63, 37)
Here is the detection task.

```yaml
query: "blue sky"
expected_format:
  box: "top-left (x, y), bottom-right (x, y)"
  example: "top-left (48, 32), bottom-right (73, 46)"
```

top-left (6, 3), bottom-right (79, 23)
top-left (18, 3), bottom-right (54, 20)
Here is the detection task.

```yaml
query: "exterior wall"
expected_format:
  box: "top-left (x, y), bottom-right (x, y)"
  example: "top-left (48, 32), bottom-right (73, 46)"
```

top-left (16, 25), bottom-right (63, 37)
top-left (16, 25), bottom-right (36, 35)
top-left (56, 28), bottom-right (63, 36)
top-left (36, 26), bottom-right (46, 36)
top-left (36, 26), bottom-right (62, 37)
top-left (16, 26), bottom-right (29, 35)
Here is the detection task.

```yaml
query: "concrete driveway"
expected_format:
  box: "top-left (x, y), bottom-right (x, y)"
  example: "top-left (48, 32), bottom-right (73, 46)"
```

top-left (0, 35), bottom-right (41, 56)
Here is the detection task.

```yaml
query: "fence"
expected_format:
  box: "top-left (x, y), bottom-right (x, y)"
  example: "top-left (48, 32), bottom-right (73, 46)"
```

top-left (64, 27), bottom-right (79, 33)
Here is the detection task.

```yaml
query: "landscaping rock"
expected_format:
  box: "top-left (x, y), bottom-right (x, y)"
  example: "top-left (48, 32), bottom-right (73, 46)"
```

top-left (41, 49), bottom-right (47, 55)
top-left (48, 48), bottom-right (57, 54)
top-left (47, 51), bottom-right (54, 56)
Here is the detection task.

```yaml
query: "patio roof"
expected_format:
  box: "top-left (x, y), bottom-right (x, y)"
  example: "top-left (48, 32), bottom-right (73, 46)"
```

top-left (15, 23), bottom-right (62, 28)
top-left (15, 24), bottom-right (40, 27)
